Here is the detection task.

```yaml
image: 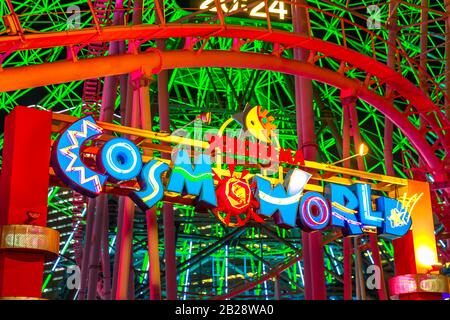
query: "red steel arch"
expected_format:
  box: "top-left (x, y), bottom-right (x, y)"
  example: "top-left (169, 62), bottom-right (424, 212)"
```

top-left (0, 46), bottom-right (448, 181)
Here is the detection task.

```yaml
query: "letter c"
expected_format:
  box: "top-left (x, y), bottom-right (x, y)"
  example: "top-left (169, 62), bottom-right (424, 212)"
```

top-left (51, 116), bottom-right (107, 197)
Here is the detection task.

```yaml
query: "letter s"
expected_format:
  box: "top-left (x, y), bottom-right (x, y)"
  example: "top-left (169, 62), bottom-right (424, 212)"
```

top-left (131, 159), bottom-right (169, 211)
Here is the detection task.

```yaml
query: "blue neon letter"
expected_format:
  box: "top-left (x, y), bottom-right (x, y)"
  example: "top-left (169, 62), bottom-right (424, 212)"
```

top-left (131, 159), bottom-right (169, 211)
top-left (167, 150), bottom-right (217, 207)
top-left (325, 183), bottom-right (362, 235)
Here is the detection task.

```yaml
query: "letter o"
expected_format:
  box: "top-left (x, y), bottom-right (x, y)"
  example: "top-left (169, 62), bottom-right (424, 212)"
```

top-left (99, 137), bottom-right (142, 181)
top-left (299, 192), bottom-right (331, 231)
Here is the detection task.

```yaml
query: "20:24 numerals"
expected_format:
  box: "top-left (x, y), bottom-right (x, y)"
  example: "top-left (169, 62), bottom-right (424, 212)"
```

top-left (199, 0), bottom-right (288, 20)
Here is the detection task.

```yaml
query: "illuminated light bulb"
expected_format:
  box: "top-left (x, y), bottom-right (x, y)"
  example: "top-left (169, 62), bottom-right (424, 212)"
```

top-left (359, 143), bottom-right (369, 156)
top-left (416, 245), bottom-right (437, 267)
top-left (329, 143), bottom-right (369, 166)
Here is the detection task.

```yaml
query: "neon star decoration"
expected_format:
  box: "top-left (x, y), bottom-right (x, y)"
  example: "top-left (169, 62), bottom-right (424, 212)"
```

top-left (52, 116), bottom-right (107, 197)
top-left (388, 208), bottom-right (409, 228)
top-left (386, 193), bottom-right (421, 229)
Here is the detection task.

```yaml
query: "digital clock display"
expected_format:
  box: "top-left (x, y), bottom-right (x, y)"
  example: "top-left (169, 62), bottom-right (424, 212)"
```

top-left (175, 0), bottom-right (290, 21)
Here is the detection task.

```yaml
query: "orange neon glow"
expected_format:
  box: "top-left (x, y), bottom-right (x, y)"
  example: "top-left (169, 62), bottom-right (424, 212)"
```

top-left (398, 181), bottom-right (439, 274)
top-left (416, 245), bottom-right (438, 268)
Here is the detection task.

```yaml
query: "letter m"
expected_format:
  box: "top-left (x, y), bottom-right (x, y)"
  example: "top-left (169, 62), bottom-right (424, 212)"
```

top-left (167, 149), bottom-right (217, 207)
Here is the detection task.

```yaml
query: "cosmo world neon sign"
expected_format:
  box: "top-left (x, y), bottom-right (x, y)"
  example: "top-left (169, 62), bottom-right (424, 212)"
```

top-left (52, 114), bottom-right (412, 239)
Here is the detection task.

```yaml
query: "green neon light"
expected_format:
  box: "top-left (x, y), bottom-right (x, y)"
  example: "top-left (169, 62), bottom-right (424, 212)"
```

top-left (3, 0), bottom-right (445, 300)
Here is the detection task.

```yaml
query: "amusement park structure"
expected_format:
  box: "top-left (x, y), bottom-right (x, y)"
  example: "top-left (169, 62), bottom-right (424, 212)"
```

top-left (0, 0), bottom-right (449, 300)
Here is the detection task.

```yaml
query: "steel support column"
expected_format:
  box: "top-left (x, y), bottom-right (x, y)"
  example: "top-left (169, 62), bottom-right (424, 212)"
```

top-left (131, 58), bottom-right (160, 300)
top-left (114, 0), bottom-right (145, 300)
top-left (156, 30), bottom-right (178, 299)
top-left (292, 0), bottom-right (326, 300)
top-left (79, 199), bottom-right (96, 300)
top-left (114, 197), bottom-right (135, 300)
top-left (147, 208), bottom-right (162, 300)
top-left (101, 198), bottom-right (112, 300)
top-left (273, 276), bottom-right (281, 300)
top-left (446, 0), bottom-right (450, 119)
top-left (114, 69), bottom-right (138, 300)
top-left (419, 0), bottom-right (429, 93)
top-left (112, 196), bottom-right (125, 297)
top-left (0, 107), bottom-right (53, 299)
top-left (87, 194), bottom-right (107, 299)
top-left (384, 0), bottom-right (399, 177)
top-left (341, 93), bottom-right (366, 300)
top-left (341, 102), bottom-right (353, 300)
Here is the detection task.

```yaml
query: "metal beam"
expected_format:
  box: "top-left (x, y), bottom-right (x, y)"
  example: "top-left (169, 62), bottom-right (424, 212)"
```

top-left (24, 50), bottom-right (444, 177)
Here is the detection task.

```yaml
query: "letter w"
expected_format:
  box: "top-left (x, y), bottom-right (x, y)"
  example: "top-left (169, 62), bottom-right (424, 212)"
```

top-left (253, 169), bottom-right (311, 227)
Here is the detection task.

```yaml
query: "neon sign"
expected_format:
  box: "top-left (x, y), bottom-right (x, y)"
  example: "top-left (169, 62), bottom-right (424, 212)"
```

top-left (52, 115), bottom-right (412, 239)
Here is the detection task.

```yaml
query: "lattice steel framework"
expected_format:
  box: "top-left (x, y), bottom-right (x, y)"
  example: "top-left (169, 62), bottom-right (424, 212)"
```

top-left (0, 0), bottom-right (449, 300)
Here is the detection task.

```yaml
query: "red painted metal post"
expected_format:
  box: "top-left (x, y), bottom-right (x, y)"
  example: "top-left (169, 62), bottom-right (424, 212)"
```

top-left (130, 61), bottom-right (162, 301)
top-left (111, 46), bottom-right (128, 301)
top-left (87, 195), bottom-right (107, 299)
top-left (114, 0), bottom-right (145, 299)
top-left (419, 0), bottom-right (429, 93)
top-left (446, 0), bottom-right (450, 119)
top-left (79, 199), bottom-right (95, 299)
top-left (114, 71), bottom-right (138, 301)
top-left (341, 103), bottom-right (353, 300)
top-left (115, 197), bottom-right (135, 300)
top-left (156, 28), bottom-right (177, 299)
top-left (0, 106), bottom-right (53, 298)
top-left (390, 181), bottom-right (442, 300)
top-left (347, 97), bottom-right (367, 300)
top-left (159, 69), bottom-right (178, 300)
top-left (343, 238), bottom-right (353, 299)
top-left (292, 0), bottom-right (326, 300)
top-left (101, 198), bottom-right (112, 300)
top-left (393, 230), bottom-right (417, 276)
top-left (342, 90), bottom-right (387, 300)
top-left (111, 197), bottom-right (124, 297)
top-left (368, 234), bottom-right (387, 300)
top-left (385, 0), bottom-right (398, 177)
top-left (155, 0), bottom-right (177, 297)
top-left (146, 208), bottom-right (162, 300)
top-left (114, 72), bottom-right (141, 299)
